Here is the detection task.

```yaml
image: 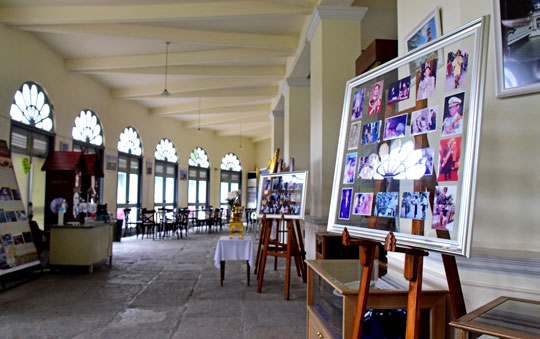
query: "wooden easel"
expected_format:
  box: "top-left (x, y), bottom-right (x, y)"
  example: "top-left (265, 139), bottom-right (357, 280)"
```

top-left (256, 214), bottom-right (306, 300)
top-left (340, 69), bottom-right (467, 337)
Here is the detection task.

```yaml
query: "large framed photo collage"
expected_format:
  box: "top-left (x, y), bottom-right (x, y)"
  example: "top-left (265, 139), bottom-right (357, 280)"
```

top-left (327, 17), bottom-right (490, 257)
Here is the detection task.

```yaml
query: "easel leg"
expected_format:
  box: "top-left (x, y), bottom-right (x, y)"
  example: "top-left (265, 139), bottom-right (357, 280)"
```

top-left (294, 220), bottom-right (307, 282)
top-left (284, 222), bottom-right (292, 300)
top-left (253, 217), bottom-right (267, 275)
top-left (257, 220), bottom-right (272, 293)
top-left (220, 261), bottom-right (225, 287)
top-left (246, 261), bottom-right (250, 286)
top-left (352, 245), bottom-right (376, 339)
top-left (404, 254), bottom-right (423, 339)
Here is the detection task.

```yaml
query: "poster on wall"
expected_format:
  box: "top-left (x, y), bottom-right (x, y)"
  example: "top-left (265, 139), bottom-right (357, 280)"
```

top-left (327, 17), bottom-right (490, 258)
top-left (256, 171), bottom-right (308, 220)
top-left (0, 140), bottom-right (40, 275)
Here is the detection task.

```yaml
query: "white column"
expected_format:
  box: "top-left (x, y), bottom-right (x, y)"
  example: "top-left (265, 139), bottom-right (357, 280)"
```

top-left (269, 110), bottom-right (284, 155)
top-left (282, 78), bottom-right (310, 171)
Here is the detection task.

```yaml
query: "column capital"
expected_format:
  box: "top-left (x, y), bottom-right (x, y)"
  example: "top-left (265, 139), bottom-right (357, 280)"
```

top-left (281, 78), bottom-right (310, 96)
top-left (306, 5), bottom-right (368, 42)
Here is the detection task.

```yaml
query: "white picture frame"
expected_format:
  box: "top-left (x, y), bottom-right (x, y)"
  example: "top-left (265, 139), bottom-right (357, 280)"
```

top-left (256, 171), bottom-right (308, 220)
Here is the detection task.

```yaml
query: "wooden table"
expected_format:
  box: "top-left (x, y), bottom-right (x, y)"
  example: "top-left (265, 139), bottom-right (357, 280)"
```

top-left (213, 236), bottom-right (253, 286)
top-left (49, 222), bottom-right (113, 273)
top-left (450, 296), bottom-right (540, 338)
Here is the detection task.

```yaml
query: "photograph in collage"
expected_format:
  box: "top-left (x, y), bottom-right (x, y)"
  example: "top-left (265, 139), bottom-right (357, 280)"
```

top-left (416, 59), bottom-right (438, 100)
top-left (445, 48), bottom-right (468, 90)
top-left (441, 92), bottom-right (465, 136)
top-left (368, 81), bottom-right (384, 115)
top-left (351, 88), bottom-right (365, 120)
top-left (432, 185), bottom-right (457, 231)
top-left (374, 192), bottom-right (399, 218)
top-left (411, 106), bottom-right (438, 135)
top-left (437, 137), bottom-right (461, 182)
top-left (343, 153), bottom-right (357, 184)
top-left (400, 192), bottom-right (430, 220)
top-left (357, 154), bottom-right (380, 180)
top-left (361, 121), bottom-right (381, 145)
top-left (383, 113), bottom-right (408, 141)
top-left (352, 193), bottom-right (373, 216)
top-left (339, 188), bottom-right (353, 220)
top-left (348, 122), bottom-right (361, 150)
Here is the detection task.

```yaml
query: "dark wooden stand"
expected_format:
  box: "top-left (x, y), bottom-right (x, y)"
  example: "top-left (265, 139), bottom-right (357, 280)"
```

top-left (342, 227), bottom-right (467, 338)
top-left (256, 214), bottom-right (306, 300)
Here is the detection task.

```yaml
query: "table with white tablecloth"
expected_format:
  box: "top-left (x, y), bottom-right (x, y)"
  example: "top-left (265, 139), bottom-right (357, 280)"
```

top-left (213, 236), bottom-right (253, 286)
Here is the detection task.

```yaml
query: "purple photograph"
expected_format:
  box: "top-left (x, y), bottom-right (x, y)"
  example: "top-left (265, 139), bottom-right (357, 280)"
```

top-left (361, 121), bottom-right (381, 145)
top-left (351, 88), bottom-right (365, 120)
top-left (411, 105), bottom-right (438, 135)
top-left (383, 113), bottom-right (408, 140)
top-left (339, 188), bottom-right (353, 220)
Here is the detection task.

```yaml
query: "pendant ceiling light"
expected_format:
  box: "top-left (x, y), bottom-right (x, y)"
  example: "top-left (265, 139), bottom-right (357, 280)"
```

top-left (239, 124), bottom-right (242, 149)
top-left (160, 41), bottom-right (170, 97)
top-left (197, 97), bottom-right (202, 133)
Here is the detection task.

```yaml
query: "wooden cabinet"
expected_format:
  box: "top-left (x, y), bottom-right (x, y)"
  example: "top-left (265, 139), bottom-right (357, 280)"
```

top-left (306, 260), bottom-right (450, 338)
top-left (315, 232), bottom-right (359, 260)
top-left (49, 222), bottom-right (113, 273)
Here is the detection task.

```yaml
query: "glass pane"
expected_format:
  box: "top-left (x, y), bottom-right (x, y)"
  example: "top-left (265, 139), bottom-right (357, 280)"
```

top-left (118, 157), bottom-right (128, 170)
top-left (221, 172), bottom-right (228, 180)
top-left (130, 159), bottom-right (139, 171)
top-left (188, 180), bottom-right (197, 203)
top-left (198, 180), bottom-right (207, 203)
top-left (199, 170), bottom-right (207, 179)
top-left (166, 166), bottom-right (175, 176)
top-left (220, 182), bottom-right (229, 203)
top-left (165, 177), bottom-right (175, 203)
top-left (231, 183), bottom-right (239, 192)
top-left (155, 164), bottom-right (164, 174)
top-left (117, 172), bottom-right (127, 204)
top-left (154, 176), bottom-right (163, 203)
top-left (231, 173), bottom-right (240, 181)
top-left (129, 173), bottom-right (139, 204)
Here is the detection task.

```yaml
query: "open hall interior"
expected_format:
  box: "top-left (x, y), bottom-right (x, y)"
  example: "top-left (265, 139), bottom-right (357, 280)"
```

top-left (0, 0), bottom-right (539, 338)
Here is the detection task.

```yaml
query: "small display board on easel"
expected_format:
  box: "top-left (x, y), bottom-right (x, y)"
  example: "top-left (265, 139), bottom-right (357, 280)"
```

top-left (327, 16), bottom-right (490, 338)
top-left (0, 140), bottom-right (41, 282)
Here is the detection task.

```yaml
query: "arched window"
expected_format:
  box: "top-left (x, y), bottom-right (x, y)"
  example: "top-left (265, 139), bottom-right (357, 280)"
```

top-left (154, 139), bottom-right (178, 210)
top-left (188, 147), bottom-right (210, 214)
top-left (9, 81), bottom-right (56, 227)
top-left (220, 153), bottom-right (242, 210)
top-left (72, 109), bottom-right (105, 202)
top-left (116, 126), bottom-right (142, 225)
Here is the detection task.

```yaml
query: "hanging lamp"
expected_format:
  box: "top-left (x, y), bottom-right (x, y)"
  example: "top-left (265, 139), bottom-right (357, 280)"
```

top-left (160, 41), bottom-right (170, 97)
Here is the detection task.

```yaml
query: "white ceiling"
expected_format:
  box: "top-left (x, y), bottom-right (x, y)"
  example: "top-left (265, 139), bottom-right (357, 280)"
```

top-left (0, 0), bottom-right (317, 141)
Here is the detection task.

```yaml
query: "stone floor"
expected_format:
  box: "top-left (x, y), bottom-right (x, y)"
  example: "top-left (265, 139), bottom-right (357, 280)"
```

top-left (0, 230), bottom-right (307, 339)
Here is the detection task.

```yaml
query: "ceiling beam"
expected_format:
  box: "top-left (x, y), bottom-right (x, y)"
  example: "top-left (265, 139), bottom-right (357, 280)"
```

top-left (16, 24), bottom-right (298, 52)
top-left (112, 78), bottom-right (279, 99)
top-left (65, 48), bottom-right (290, 71)
top-left (0, 2), bottom-right (312, 25)
top-left (74, 65), bottom-right (285, 78)
top-left (217, 122), bottom-right (269, 136)
top-left (251, 132), bottom-right (271, 143)
top-left (184, 112), bottom-right (269, 128)
top-left (131, 86), bottom-right (278, 99)
top-left (150, 98), bottom-right (271, 116)
top-left (153, 103), bottom-right (271, 117)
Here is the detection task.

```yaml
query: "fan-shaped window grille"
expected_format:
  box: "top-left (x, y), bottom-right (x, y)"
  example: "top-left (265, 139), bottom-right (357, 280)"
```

top-left (117, 126), bottom-right (142, 156)
top-left (188, 147), bottom-right (209, 168)
top-left (10, 81), bottom-right (54, 132)
top-left (155, 139), bottom-right (178, 163)
top-left (221, 153), bottom-right (241, 171)
top-left (72, 109), bottom-right (103, 146)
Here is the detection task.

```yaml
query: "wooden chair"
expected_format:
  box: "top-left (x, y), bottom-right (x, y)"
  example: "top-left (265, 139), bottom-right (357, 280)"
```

top-left (175, 208), bottom-right (189, 239)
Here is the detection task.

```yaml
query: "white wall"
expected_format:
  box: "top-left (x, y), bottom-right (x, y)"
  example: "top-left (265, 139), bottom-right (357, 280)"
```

top-left (396, 0), bottom-right (540, 310)
top-left (0, 24), bottom-right (259, 215)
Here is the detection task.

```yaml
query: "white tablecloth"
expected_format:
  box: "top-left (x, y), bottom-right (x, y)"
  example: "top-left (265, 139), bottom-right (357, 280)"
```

top-left (214, 236), bottom-right (253, 268)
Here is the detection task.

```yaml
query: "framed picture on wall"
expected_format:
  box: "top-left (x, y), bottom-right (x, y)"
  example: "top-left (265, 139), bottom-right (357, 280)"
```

top-left (405, 7), bottom-right (442, 53)
top-left (256, 171), bottom-right (308, 220)
top-left (327, 16), bottom-right (490, 258)
top-left (492, 0), bottom-right (540, 97)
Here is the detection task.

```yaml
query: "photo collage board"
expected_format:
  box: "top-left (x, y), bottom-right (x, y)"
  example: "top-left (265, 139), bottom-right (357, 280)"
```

top-left (328, 17), bottom-right (489, 257)
top-left (256, 171), bottom-right (308, 220)
top-left (0, 141), bottom-right (40, 274)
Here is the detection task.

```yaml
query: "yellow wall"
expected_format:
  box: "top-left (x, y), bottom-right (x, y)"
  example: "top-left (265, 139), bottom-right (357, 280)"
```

top-left (0, 24), bottom-right (261, 217)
